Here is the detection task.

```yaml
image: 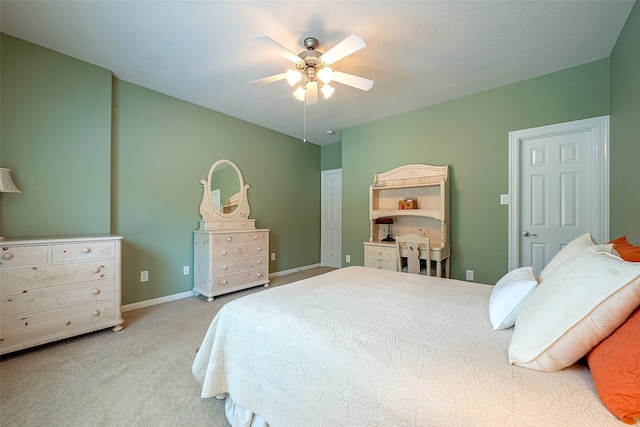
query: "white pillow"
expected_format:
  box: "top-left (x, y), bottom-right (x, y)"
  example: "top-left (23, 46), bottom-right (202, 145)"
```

top-left (537, 232), bottom-right (597, 282)
top-left (509, 247), bottom-right (640, 371)
top-left (489, 266), bottom-right (537, 330)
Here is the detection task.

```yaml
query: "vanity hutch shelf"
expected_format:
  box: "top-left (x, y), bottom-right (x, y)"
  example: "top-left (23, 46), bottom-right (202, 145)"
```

top-left (364, 164), bottom-right (450, 277)
top-left (193, 160), bottom-right (269, 301)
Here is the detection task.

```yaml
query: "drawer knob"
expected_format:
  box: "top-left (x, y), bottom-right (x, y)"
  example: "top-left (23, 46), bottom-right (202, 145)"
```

top-left (227, 237), bottom-right (232, 242)
top-left (82, 247), bottom-right (91, 254)
top-left (222, 250), bottom-right (227, 256)
top-left (222, 280), bottom-right (227, 285)
top-left (92, 267), bottom-right (100, 273)
top-left (254, 235), bottom-right (258, 240)
top-left (257, 273), bottom-right (262, 277)
top-left (376, 250), bottom-right (382, 255)
top-left (2, 253), bottom-right (13, 260)
top-left (242, 222), bottom-right (247, 226)
top-left (222, 265), bottom-right (227, 270)
top-left (257, 247), bottom-right (262, 252)
top-left (92, 309), bottom-right (100, 316)
top-left (258, 260), bottom-right (262, 264)
top-left (377, 265), bottom-right (382, 269)
top-left (92, 289), bottom-right (100, 295)
top-left (218, 223), bottom-right (223, 227)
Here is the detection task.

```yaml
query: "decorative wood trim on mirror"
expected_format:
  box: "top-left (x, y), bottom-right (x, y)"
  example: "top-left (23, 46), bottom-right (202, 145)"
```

top-left (198, 159), bottom-right (253, 229)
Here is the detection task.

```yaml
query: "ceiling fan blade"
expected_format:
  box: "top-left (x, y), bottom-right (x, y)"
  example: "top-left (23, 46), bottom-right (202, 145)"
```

top-left (249, 73), bottom-right (286, 86)
top-left (254, 36), bottom-right (302, 64)
top-left (306, 81), bottom-right (319, 105)
top-left (319, 34), bottom-right (366, 65)
top-left (331, 71), bottom-right (374, 91)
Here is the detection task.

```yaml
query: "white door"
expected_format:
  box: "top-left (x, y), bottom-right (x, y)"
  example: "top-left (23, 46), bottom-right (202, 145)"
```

top-left (321, 169), bottom-right (342, 268)
top-left (508, 116), bottom-right (609, 275)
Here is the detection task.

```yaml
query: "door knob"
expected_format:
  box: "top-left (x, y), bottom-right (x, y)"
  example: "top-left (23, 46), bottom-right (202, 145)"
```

top-left (522, 231), bottom-right (538, 237)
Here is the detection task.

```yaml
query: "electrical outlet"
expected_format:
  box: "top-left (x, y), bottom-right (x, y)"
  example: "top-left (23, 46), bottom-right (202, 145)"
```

top-left (346, 255), bottom-right (351, 263)
top-left (466, 270), bottom-right (474, 281)
top-left (140, 271), bottom-right (149, 282)
top-left (500, 194), bottom-right (509, 205)
top-left (271, 253), bottom-right (276, 261)
top-left (183, 266), bottom-right (189, 275)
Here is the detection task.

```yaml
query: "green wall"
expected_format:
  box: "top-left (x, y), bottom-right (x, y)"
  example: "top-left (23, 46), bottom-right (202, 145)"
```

top-left (610, 2), bottom-right (640, 244)
top-left (1, 34), bottom-right (112, 236)
top-left (342, 59), bottom-right (611, 284)
top-left (321, 141), bottom-right (342, 170)
top-left (1, 34), bottom-right (321, 305)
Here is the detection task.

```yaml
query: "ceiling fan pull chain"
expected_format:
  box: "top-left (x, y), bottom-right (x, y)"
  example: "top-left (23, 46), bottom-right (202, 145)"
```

top-left (303, 100), bottom-right (307, 143)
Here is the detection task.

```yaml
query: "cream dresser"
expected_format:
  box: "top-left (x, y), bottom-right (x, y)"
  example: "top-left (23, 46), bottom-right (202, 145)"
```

top-left (193, 160), bottom-right (269, 301)
top-left (0, 235), bottom-right (123, 355)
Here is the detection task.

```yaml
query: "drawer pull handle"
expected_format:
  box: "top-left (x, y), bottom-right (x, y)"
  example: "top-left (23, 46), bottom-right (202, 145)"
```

top-left (222, 265), bottom-right (227, 270)
top-left (82, 247), bottom-right (91, 254)
top-left (222, 280), bottom-right (227, 285)
top-left (227, 237), bottom-right (232, 242)
top-left (92, 267), bottom-right (100, 273)
top-left (92, 310), bottom-right (100, 316)
top-left (2, 253), bottom-right (13, 260)
top-left (222, 251), bottom-right (227, 256)
top-left (92, 289), bottom-right (100, 295)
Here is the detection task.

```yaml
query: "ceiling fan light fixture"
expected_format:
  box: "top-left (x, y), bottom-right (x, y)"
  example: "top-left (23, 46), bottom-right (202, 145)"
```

top-left (321, 83), bottom-right (335, 99)
top-left (317, 66), bottom-right (333, 83)
top-left (293, 85), bottom-right (306, 101)
top-left (285, 69), bottom-right (302, 86)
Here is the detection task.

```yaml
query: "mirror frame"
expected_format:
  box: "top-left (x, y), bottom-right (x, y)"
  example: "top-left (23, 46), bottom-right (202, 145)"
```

top-left (198, 159), bottom-right (250, 222)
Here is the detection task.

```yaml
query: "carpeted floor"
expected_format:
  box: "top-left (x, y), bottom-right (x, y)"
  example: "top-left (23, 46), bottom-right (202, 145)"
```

top-left (0, 267), bottom-right (335, 427)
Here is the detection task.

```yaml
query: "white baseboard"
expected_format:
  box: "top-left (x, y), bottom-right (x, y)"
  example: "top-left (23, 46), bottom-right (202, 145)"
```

top-left (121, 263), bottom-right (323, 312)
top-left (268, 263), bottom-right (323, 278)
top-left (122, 290), bottom-right (196, 312)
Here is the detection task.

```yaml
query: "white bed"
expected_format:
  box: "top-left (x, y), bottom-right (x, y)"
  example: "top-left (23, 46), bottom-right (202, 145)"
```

top-left (193, 265), bottom-right (635, 426)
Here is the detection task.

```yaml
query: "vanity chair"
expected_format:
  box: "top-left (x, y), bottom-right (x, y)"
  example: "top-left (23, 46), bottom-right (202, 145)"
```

top-left (193, 159), bottom-right (270, 301)
top-left (396, 234), bottom-right (431, 276)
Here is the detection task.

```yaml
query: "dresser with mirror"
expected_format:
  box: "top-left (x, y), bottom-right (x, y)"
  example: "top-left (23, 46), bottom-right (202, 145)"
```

top-left (193, 159), bottom-right (269, 301)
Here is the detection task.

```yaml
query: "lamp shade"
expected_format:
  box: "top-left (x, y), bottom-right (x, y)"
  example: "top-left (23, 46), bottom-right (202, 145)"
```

top-left (0, 168), bottom-right (20, 193)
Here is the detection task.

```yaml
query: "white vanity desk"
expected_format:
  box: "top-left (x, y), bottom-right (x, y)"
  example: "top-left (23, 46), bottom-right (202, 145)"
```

top-left (364, 164), bottom-right (451, 278)
top-left (193, 160), bottom-right (269, 301)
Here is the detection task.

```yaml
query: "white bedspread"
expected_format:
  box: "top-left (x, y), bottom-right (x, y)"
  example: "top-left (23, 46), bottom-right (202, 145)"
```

top-left (193, 266), bottom-right (625, 426)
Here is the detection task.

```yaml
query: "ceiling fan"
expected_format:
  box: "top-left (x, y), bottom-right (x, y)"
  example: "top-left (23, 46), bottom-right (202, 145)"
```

top-left (249, 34), bottom-right (374, 105)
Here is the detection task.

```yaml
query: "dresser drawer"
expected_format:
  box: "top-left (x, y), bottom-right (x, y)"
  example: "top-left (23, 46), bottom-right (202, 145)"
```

top-left (365, 258), bottom-right (397, 271)
top-left (212, 255), bottom-right (267, 276)
top-left (51, 241), bottom-right (116, 263)
top-left (0, 245), bottom-right (49, 268)
top-left (211, 233), bottom-right (243, 246)
top-left (242, 231), bottom-right (268, 244)
top-left (213, 268), bottom-right (268, 291)
top-left (0, 300), bottom-right (118, 351)
top-left (365, 245), bottom-right (396, 261)
top-left (212, 243), bottom-right (266, 259)
top-left (0, 260), bottom-right (117, 294)
top-left (1, 280), bottom-right (116, 320)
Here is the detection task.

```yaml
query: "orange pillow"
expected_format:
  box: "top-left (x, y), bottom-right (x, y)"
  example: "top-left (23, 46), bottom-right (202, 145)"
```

top-left (587, 306), bottom-right (640, 424)
top-left (609, 236), bottom-right (640, 262)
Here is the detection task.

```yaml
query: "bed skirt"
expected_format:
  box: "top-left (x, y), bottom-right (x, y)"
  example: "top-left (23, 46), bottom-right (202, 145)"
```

top-left (217, 393), bottom-right (270, 427)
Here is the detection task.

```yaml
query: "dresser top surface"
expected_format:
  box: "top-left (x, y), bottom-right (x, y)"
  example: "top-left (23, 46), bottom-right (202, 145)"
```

top-left (1, 235), bottom-right (123, 245)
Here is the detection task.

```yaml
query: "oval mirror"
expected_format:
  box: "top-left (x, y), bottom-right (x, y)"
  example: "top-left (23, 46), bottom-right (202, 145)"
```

top-left (209, 160), bottom-right (242, 216)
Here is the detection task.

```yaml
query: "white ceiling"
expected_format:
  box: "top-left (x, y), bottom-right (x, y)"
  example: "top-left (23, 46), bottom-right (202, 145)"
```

top-left (1, 1), bottom-right (634, 145)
